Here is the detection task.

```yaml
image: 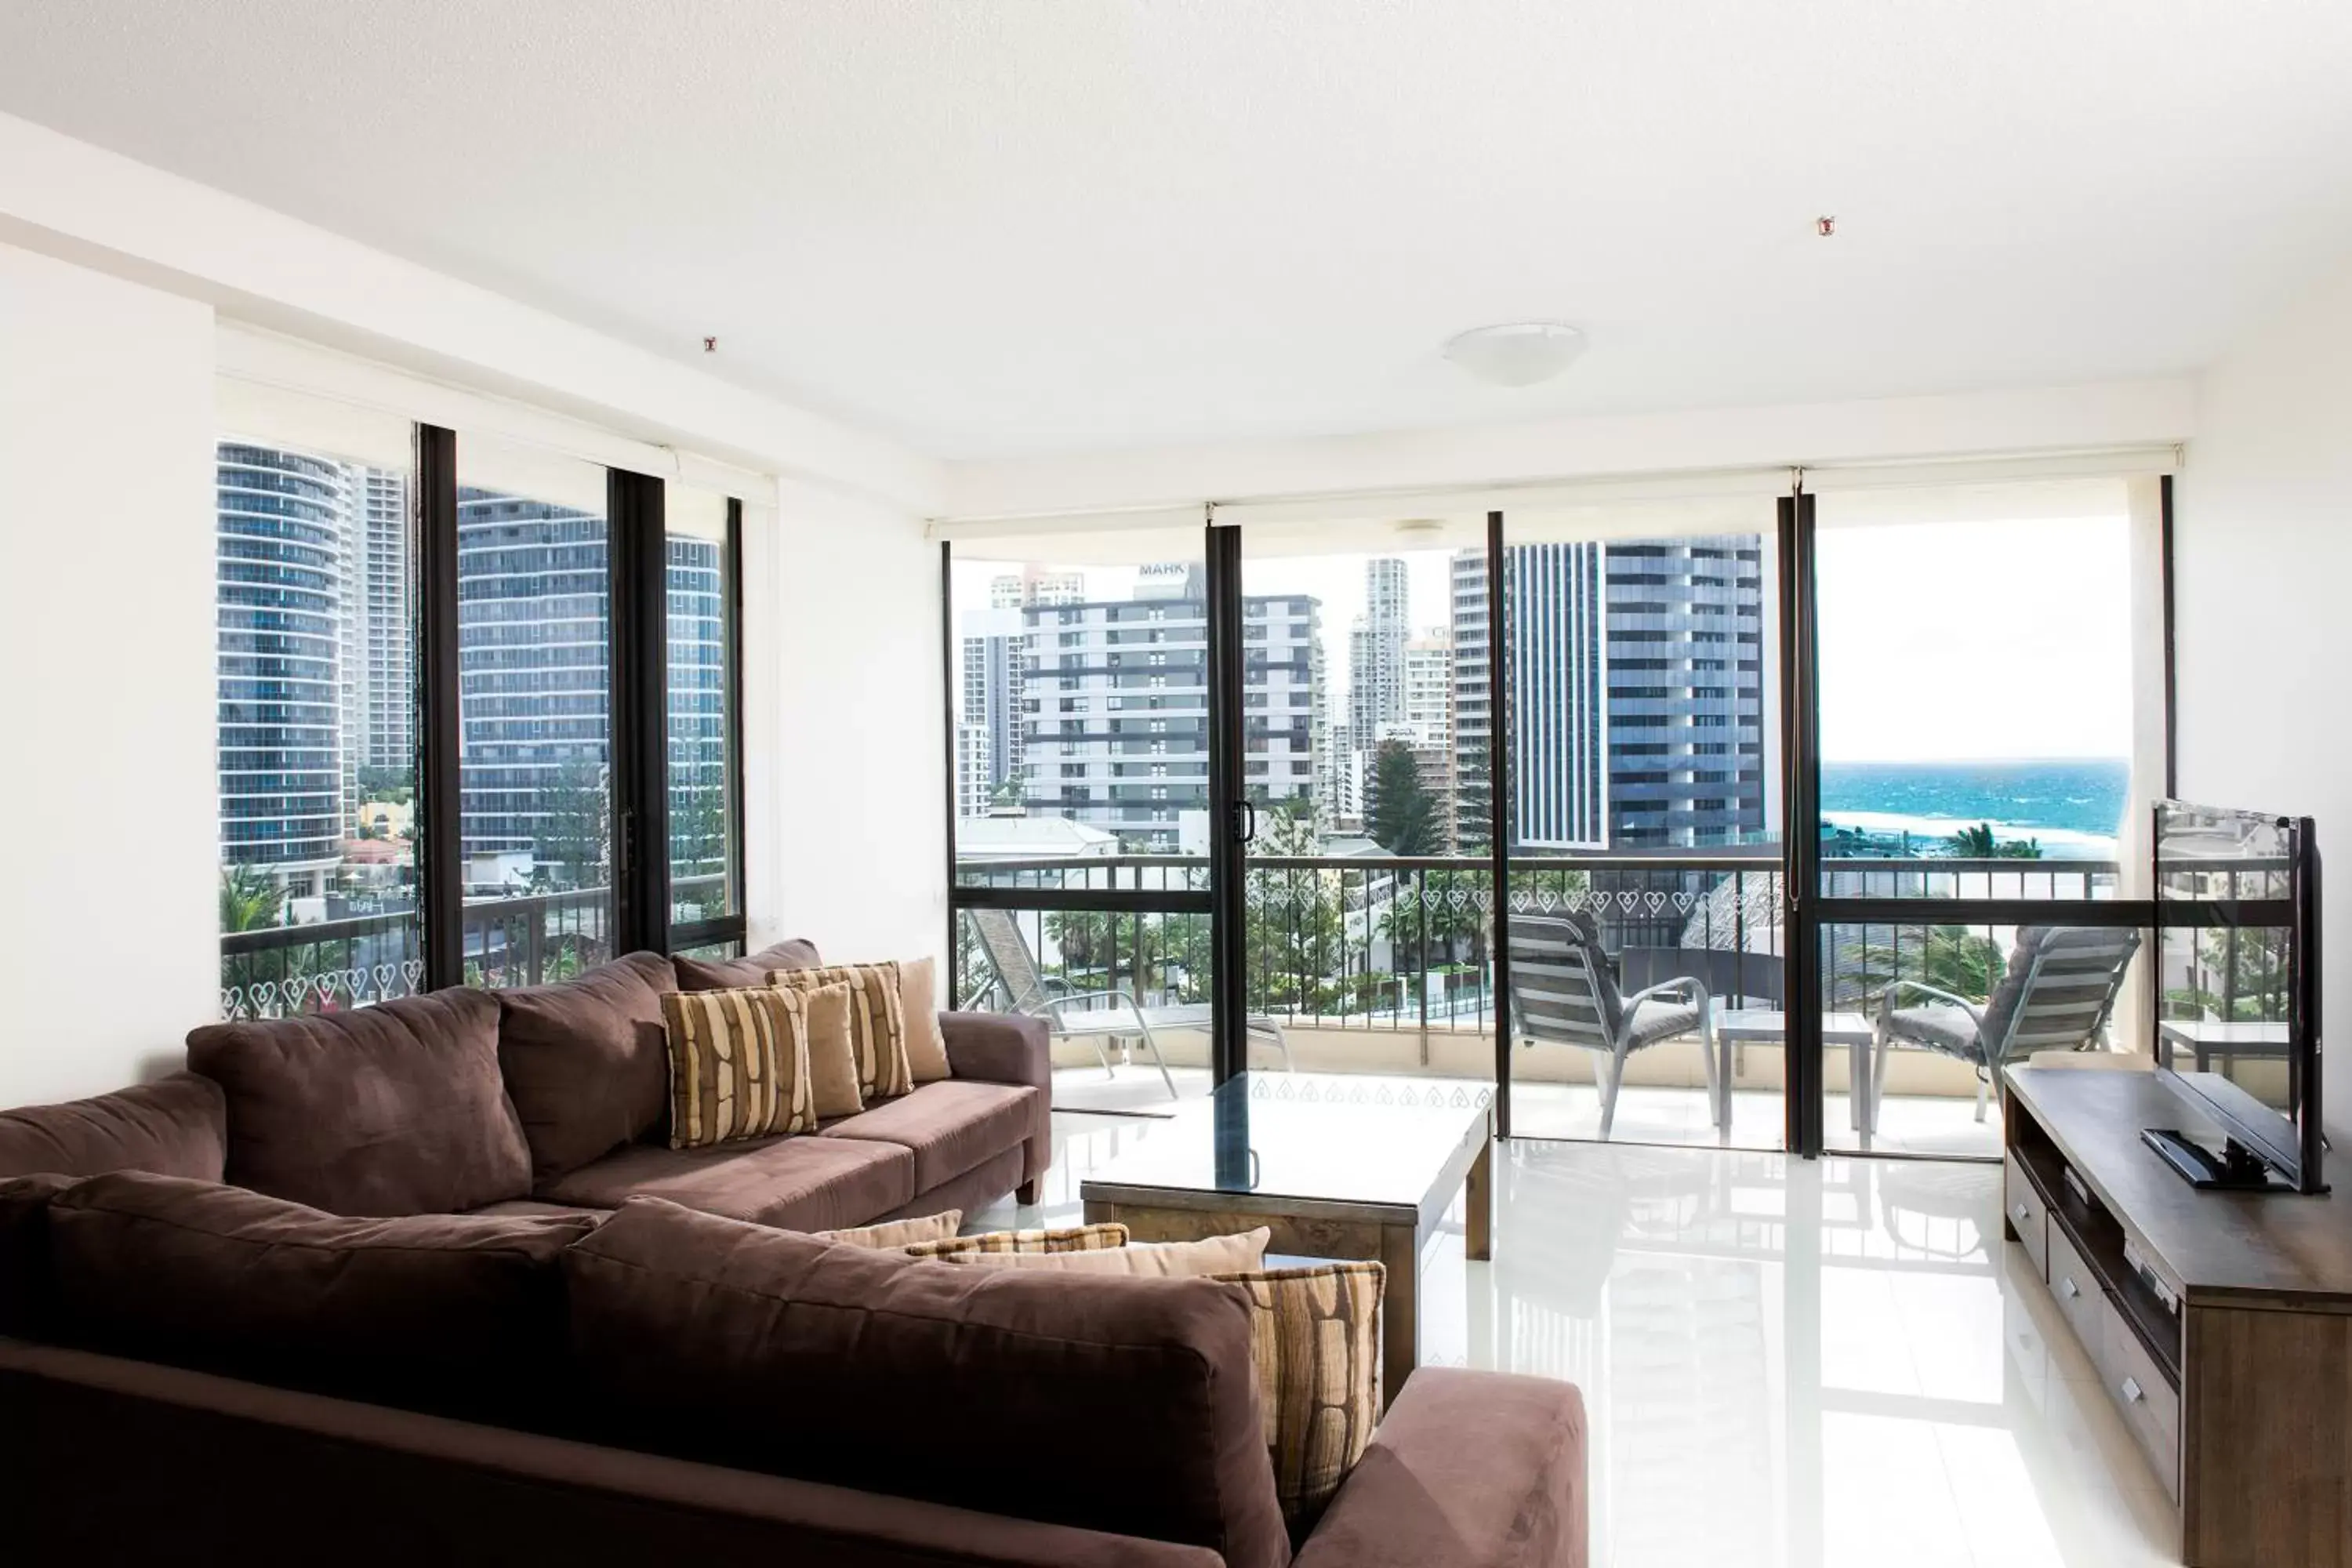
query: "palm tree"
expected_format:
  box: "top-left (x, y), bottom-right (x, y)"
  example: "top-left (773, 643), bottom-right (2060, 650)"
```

top-left (219, 865), bottom-right (285, 933)
top-left (1947, 822), bottom-right (2044, 860)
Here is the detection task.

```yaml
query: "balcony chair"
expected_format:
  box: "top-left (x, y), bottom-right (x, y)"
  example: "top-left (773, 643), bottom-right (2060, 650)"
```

top-left (964, 908), bottom-right (1291, 1101)
top-left (1505, 913), bottom-right (1723, 1142)
top-left (1868, 925), bottom-right (2140, 1134)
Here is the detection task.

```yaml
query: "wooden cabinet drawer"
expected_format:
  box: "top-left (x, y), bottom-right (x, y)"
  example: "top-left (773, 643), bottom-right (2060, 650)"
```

top-left (2045, 1224), bottom-right (2104, 1350)
top-left (2003, 1153), bottom-right (2049, 1276)
top-left (2099, 1301), bottom-right (2180, 1502)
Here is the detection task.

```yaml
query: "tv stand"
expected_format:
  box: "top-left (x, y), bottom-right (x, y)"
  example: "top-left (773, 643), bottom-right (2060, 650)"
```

top-left (2005, 1068), bottom-right (2352, 1568)
top-left (2140, 1127), bottom-right (2300, 1191)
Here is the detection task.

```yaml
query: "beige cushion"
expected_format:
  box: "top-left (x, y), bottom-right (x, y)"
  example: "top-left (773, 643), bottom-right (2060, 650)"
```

top-left (1214, 1261), bottom-right (1386, 1530)
top-left (813, 1209), bottom-right (963, 1249)
top-left (903, 1221), bottom-right (1128, 1259)
top-left (800, 982), bottom-right (865, 1120)
top-left (899, 956), bottom-right (951, 1083)
top-left (771, 963), bottom-right (913, 1101)
top-left (659, 986), bottom-right (815, 1150)
top-left (943, 1228), bottom-right (1269, 1277)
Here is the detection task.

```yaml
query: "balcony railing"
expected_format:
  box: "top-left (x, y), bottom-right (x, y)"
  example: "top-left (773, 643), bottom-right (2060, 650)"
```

top-left (953, 852), bottom-right (2122, 1032)
top-left (217, 873), bottom-right (728, 1018)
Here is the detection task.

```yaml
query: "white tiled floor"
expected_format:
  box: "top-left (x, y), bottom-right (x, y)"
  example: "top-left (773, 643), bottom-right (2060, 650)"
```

top-left (975, 1114), bottom-right (2180, 1568)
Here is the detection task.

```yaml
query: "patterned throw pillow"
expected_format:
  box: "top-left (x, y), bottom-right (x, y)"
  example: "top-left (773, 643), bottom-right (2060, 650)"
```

top-left (939, 1228), bottom-right (1269, 1276)
top-left (770, 963), bottom-right (914, 1101)
top-left (902, 1221), bottom-right (1130, 1259)
top-left (813, 1210), bottom-right (963, 1249)
top-left (1213, 1261), bottom-right (1386, 1531)
top-left (659, 985), bottom-right (815, 1150)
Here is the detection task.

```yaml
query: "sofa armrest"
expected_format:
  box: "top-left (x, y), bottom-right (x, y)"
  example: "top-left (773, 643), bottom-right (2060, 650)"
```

top-left (1295, 1368), bottom-right (1588, 1568)
top-left (940, 1011), bottom-right (1052, 1189)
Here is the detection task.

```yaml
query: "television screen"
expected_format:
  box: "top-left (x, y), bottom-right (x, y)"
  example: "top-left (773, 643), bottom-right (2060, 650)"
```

top-left (2152, 800), bottom-right (2320, 1189)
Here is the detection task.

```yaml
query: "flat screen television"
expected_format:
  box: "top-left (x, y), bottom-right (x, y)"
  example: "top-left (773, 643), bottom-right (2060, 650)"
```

top-left (2147, 800), bottom-right (2325, 1193)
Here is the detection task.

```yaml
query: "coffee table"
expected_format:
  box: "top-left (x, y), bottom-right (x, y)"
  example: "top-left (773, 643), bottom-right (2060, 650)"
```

top-left (1080, 1073), bottom-right (1493, 1410)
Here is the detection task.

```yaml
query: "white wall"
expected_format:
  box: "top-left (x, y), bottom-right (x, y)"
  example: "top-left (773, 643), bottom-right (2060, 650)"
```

top-left (2173, 256), bottom-right (2352, 1134)
top-left (0, 241), bottom-right (218, 1103)
top-left (750, 479), bottom-right (949, 989)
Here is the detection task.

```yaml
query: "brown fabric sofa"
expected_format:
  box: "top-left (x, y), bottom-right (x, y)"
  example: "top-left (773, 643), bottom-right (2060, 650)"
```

top-left (0, 1188), bottom-right (1588, 1567)
top-left (179, 940), bottom-right (1053, 1229)
top-left (0, 945), bottom-right (1589, 1565)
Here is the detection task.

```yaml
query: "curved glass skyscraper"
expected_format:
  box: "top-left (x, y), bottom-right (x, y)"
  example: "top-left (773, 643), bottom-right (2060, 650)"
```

top-left (216, 445), bottom-right (348, 881)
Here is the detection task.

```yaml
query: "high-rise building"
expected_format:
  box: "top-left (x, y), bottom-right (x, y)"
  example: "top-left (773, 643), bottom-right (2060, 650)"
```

top-left (216, 444), bottom-right (350, 893)
top-left (959, 606), bottom-right (1024, 798)
top-left (1317, 720), bottom-right (1359, 826)
top-left (1450, 535), bottom-right (1769, 850)
top-left (1450, 551), bottom-right (1494, 848)
top-left (665, 532), bottom-right (730, 893)
top-left (954, 720), bottom-right (992, 819)
top-left (1346, 557), bottom-right (1410, 742)
top-left (1017, 565), bottom-right (1319, 852)
top-left (357, 469), bottom-right (413, 777)
top-left (989, 568), bottom-right (1083, 610)
top-left (1504, 542), bottom-right (1609, 848)
top-left (1401, 627), bottom-right (1454, 747)
top-left (453, 490), bottom-right (612, 883)
top-left (1602, 538), bottom-right (1769, 847)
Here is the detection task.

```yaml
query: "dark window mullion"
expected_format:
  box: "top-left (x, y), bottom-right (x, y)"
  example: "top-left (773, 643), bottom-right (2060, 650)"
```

top-left (609, 469), bottom-right (669, 956)
top-left (418, 424), bottom-right (464, 991)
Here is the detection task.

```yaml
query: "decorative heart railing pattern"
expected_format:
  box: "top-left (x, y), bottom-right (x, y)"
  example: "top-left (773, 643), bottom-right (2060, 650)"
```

top-left (220, 958), bottom-right (426, 1022)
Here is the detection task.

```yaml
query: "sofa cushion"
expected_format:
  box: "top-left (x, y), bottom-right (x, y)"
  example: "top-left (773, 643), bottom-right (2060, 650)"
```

top-left (536, 1134), bottom-right (915, 1232)
top-left (0, 1073), bottom-right (227, 1182)
top-left (564, 1198), bottom-right (1290, 1568)
top-left (819, 1079), bottom-right (1038, 1193)
top-left (187, 990), bottom-right (528, 1215)
top-left (0, 1173), bottom-right (76, 1338)
top-left (800, 982), bottom-right (866, 1120)
top-left (905, 1221), bottom-right (1131, 1258)
top-left (495, 953), bottom-right (678, 1184)
top-left (771, 962), bottom-right (913, 1101)
top-left (48, 1173), bottom-right (596, 1425)
top-left (672, 937), bottom-right (822, 991)
top-left (661, 985), bottom-right (817, 1149)
top-left (1215, 1261), bottom-right (1386, 1534)
top-left (899, 956), bottom-right (952, 1083)
top-left (944, 1229), bottom-right (1270, 1278)
top-left (811, 1209), bottom-right (963, 1249)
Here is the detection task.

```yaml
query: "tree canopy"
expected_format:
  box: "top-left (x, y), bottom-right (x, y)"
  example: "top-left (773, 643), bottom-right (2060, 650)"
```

top-left (1366, 741), bottom-right (1444, 857)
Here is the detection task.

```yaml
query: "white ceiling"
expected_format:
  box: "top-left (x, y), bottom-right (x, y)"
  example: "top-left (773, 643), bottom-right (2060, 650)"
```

top-left (5, 2), bottom-right (2351, 459)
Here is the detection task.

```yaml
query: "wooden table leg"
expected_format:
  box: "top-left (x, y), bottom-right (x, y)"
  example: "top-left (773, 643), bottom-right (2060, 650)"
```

top-left (1381, 1221), bottom-right (1417, 1412)
top-left (1465, 1135), bottom-right (1493, 1261)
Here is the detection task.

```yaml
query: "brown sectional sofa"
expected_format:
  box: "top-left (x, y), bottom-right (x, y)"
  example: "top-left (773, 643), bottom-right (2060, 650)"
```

top-left (0, 941), bottom-right (1589, 1566)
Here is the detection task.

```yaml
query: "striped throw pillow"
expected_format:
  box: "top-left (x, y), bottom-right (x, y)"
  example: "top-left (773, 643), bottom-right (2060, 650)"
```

top-left (813, 1210), bottom-right (963, 1249)
top-left (902, 1221), bottom-right (1130, 1258)
top-left (770, 962), bottom-right (913, 1100)
top-left (1213, 1261), bottom-right (1386, 1530)
top-left (660, 985), bottom-right (815, 1150)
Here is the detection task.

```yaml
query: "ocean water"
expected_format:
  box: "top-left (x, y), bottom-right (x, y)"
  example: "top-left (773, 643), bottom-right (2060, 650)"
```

top-left (1820, 758), bottom-right (2129, 858)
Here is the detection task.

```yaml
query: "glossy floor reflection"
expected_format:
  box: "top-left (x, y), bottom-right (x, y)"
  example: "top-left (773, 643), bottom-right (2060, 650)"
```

top-left (975, 1117), bottom-right (2180, 1568)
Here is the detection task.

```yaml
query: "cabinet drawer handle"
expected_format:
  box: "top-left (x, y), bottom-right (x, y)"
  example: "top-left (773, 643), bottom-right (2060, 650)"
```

top-left (2058, 1276), bottom-right (2078, 1300)
top-left (2121, 1376), bottom-right (2144, 1404)
top-left (2012, 1201), bottom-right (2031, 1223)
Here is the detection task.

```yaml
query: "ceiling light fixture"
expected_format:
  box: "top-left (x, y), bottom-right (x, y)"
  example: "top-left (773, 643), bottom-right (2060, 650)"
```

top-left (1442, 321), bottom-right (1587, 387)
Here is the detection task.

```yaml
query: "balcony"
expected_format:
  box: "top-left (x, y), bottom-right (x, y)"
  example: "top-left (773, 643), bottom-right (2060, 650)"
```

top-left (955, 852), bottom-right (2126, 1160)
top-left (217, 872), bottom-right (731, 1014)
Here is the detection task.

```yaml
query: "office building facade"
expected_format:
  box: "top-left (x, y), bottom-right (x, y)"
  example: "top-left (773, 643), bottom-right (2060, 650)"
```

top-left (1018, 564), bottom-right (1319, 852)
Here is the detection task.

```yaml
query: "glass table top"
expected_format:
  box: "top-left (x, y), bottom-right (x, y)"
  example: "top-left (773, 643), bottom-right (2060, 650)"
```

top-left (1080, 1072), bottom-right (1493, 1208)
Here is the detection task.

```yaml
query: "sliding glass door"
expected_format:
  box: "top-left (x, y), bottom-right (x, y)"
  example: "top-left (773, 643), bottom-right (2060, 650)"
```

top-left (1806, 476), bottom-right (2164, 1156)
top-left (1231, 513), bottom-right (1497, 1101)
top-left (1500, 494), bottom-right (1788, 1149)
top-left (941, 466), bottom-right (2171, 1160)
top-left (946, 528), bottom-right (1223, 1112)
